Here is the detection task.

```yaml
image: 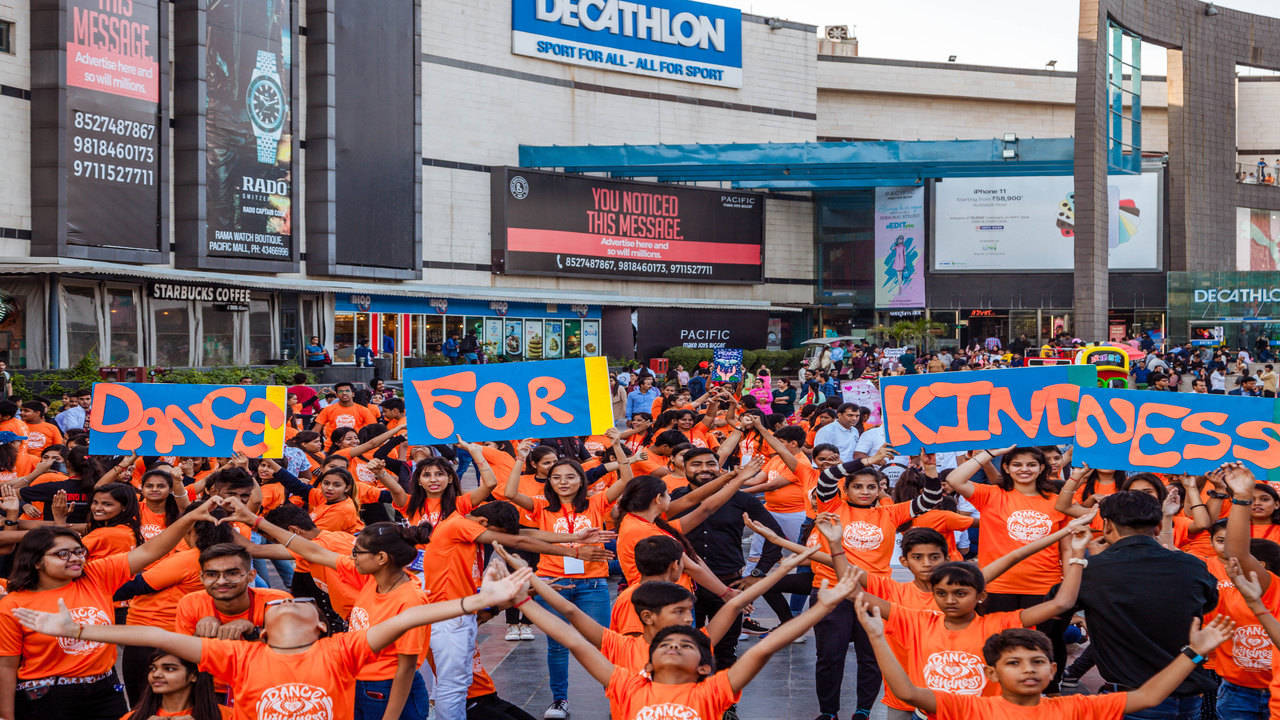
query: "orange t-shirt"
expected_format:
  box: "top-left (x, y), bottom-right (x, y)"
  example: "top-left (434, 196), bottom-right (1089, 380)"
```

top-left (126, 548), bottom-right (203, 628)
top-left (397, 493), bottom-right (476, 528)
top-left (531, 493), bottom-right (614, 578)
top-left (600, 627), bottom-right (652, 670)
top-left (336, 556), bottom-right (429, 681)
top-left (467, 647), bottom-right (497, 698)
top-left (139, 504), bottom-right (169, 541)
top-left (82, 524), bottom-right (137, 560)
top-left (314, 402), bottom-right (379, 437)
top-left (934, 691), bottom-right (1127, 720)
top-left (174, 587), bottom-right (293, 634)
top-left (0, 553), bottom-right (131, 679)
top-left (0, 450), bottom-right (36, 484)
top-left (760, 455), bottom-right (811, 515)
top-left (420, 514), bottom-right (487, 601)
top-left (867, 574), bottom-right (940, 711)
top-left (0, 417), bottom-right (29, 439)
top-left (120, 707), bottom-right (234, 720)
top-left (23, 421), bottom-right (63, 457)
top-left (907, 510), bottom-right (976, 561)
top-left (810, 498), bottom-right (913, 580)
top-left (198, 631), bottom-right (375, 720)
top-left (308, 483), bottom-right (382, 510)
top-left (1204, 556), bottom-right (1279, 688)
top-left (617, 513), bottom-right (691, 589)
top-left (491, 473), bottom-right (547, 526)
top-left (688, 424), bottom-right (721, 450)
top-left (967, 484), bottom-right (1066, 595)
top-left (310, 498), bottom-right (364, 533)
top-left (290, 531), bottom-right (358, 618)
top-left (479, 445), bottom-right (516, 492)
top-left (606, 667), bottom-right (741, 720)
top-left (610, 584), bottom-right (644, 636)
top-left (884, 606), bottom-right (1024, 717)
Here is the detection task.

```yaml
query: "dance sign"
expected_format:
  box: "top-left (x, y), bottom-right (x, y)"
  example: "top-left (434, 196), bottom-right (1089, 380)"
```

top-left (880, 366), bottom-right (1096, 454)
top-left (404, 358), bottom-right (615, 443)
top-left (88, 383), bottom-right (287, 458)
top-left (1073, 388), bottom-right (1280, 477)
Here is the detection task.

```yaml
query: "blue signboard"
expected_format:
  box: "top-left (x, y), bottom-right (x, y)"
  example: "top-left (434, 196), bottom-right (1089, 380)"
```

top-left (88, 383), bottom-right (287, 458)
top-left (512, 0), bottom-right (743, 88)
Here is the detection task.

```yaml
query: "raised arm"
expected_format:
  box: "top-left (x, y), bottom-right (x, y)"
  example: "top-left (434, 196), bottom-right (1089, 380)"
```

top-left (126, 501), bottom-right (220, 574)
top-left (494, 545), bottom-right (607, 645)
top-left (852, 593), bottom-right (937, 714)
top-left (366, 567), bottom-right (533, 652)
top-left (516, 581), bottom-right (617, 686)
top-left (1180, 475), bottom-right (1213, 532)
top-left (13, 598), bottom-right (204, 662)
top-left (1123, 616), bottom-right (1234, 713)
top-left (750, 415), bottom-right (798, 472)
top-left (982, 509), bottom-right (1096, 583)
top-left (456, 438), bottom-right (499, 505)
top-left (347, 425), bottom-right (406, 459)
top-left (224, 497), bottom-right (340, 569)
top-left (1018, 525), bottom-right (1090, 626)
top-left (1053, 466), bottom-right (1094, 518)
top-left (503, 440), bottom-right (537, 512)
top-left (603, 430), bottom-right (635, 505)
top-left (714, 427), bottom-right (744, 467)
top-left (674, 457), bottom-right (759, 532)
top-left (666, 470), bottom-right (736, 517)
top-left (708, 548), bottom-right (817, 644)
top-left (1223, 462), bottom-right (1271, 592)
top-left (946, 446), bottom-right (1014, 499)
top-left (1228, 558), bottom-right (1280, 648)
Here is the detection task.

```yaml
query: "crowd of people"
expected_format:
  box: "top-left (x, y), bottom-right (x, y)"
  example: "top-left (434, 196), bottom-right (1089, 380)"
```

top-left (0, 342), bottom-right (1277, 720)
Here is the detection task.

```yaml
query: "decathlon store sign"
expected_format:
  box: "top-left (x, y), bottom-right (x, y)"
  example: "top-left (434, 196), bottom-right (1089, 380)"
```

top-left (512, 0), bottom-right (743, 88)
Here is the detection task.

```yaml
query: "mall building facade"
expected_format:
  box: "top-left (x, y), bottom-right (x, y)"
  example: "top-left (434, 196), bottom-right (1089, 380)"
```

top-left (0, 0), bottom-right (1277, 372)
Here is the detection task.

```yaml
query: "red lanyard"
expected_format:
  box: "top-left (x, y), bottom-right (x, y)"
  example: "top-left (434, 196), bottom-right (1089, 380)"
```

top-left (563, 507), bottom-right (578, 535)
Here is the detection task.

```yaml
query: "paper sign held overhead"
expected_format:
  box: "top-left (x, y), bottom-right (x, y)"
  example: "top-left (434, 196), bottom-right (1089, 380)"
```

top-left (404, 358), bottom-right (615, 443)
top-left (88, 383), bottom-right (287, 458)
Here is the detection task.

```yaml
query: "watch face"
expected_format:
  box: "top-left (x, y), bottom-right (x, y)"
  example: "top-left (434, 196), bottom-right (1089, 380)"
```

top-left (247, 75), bottom-right (285, 133)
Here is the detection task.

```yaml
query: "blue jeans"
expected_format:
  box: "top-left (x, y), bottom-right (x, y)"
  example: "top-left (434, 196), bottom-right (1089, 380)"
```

top-left (534, 576), bottom-right (611, 701)
top-left (1122, 693), bottom-right (1201, 720)
top-left (251, 532), bottom-right (295, 588)
top-left (1216, 680), bottom-right (1269, 720)
top-left (354, 674), bottom-right (429, 720)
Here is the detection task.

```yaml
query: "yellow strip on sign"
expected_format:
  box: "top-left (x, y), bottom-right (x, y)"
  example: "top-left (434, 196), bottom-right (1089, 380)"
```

top-left (263, 385), bottom-right (287, 459)
top-left (583, 356), bottom-right (614, 434)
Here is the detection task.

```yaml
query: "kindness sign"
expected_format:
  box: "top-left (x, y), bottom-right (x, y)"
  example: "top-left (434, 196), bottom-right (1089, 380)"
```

top-left (404, 358), bottom-right (614, 443)
top-left (88, 383), bottom-right (287, 458)
top-left (1072, 388), bottom-right (1280, 477)
top-left (880, 366), bottom-right (1097, 454)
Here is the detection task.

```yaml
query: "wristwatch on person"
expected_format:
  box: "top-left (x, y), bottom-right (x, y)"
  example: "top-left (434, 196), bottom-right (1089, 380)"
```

top-left (749, 568), bottom-right (766, 578)
top-left (1067, 557), bottom-right (1088, 568)
top-left (246, 50), bottom-right (285, 164)
top-left (1207, 491), bottom-right (1230, 500)
top-left (1179, 645), bottom-right (1207, 665)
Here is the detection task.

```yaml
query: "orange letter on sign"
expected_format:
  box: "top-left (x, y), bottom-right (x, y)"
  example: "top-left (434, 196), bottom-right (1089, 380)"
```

top-left (1179, 412), bottom-right (1232, 462)
top-left (476, 382), bottom-right (520, 431)
top-left (988, 387), bottom-right (1044, 438)
top-left (1129, 403), bottom-right (1190, 469)
top-left (1234, 421), bottom-right (1280, 469)
top-left (1074, 394), bottom-right (1135, 449)
top-left (89, 384), bottom-right (144, 434)
top-left (528, 376), bottom-right (573, 427)
top-left (410, 372), bottom-right (477, 439)
top-left (931, 381), bottom-right (994, 445)
top-left (1041, 384), bottom-right (1082, 438)
top-left (883, 385), bottom-right (937, 447)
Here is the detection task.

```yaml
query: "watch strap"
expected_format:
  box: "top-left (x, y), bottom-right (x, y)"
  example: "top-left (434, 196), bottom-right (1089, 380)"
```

top-left (1179, 645), bottom-right (1206, 664)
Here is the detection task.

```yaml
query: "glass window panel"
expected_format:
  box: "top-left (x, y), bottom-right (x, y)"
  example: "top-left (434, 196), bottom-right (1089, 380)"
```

top-left (354, 313), bottom-right (372, 356)
top-left (152, 299), bottom-right (190, 367)
top-left (381, 314), bottom-right (399, 356)
top-left (424, 316), bottom-right (443, 355)
top-left (333, 313), bottom-right (355, 363)
top-left (107, 289), bottom-right (139, 366)
top-left (410, 315), bottom-right (427, 358)
top-left (249, 297), bottom-right (273, 364)
top-left (201, 305), bottom-right (235, 366)
top-left (65, 285), bottom-right (99, 366)
top-left (444, 316), bottom-right (464, 352)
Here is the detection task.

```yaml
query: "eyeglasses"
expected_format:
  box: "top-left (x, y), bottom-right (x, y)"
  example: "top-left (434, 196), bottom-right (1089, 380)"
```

top-left (350, 547), bottom-right (376, 556)
top-left (46, 548), bottom-right (87, 561)
top-left (265, 597), bottom-right (317, 607)
top-left (202, 569), bottom-right (248, 581)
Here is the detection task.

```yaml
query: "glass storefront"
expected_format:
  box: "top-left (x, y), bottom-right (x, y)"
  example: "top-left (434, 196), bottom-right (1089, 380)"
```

top-left (1169, 271), bottom-right (1280, 350)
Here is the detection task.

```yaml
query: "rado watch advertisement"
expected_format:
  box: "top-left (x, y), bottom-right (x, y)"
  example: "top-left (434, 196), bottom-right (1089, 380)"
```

top-left (205, 0), bottom-right (293, 262)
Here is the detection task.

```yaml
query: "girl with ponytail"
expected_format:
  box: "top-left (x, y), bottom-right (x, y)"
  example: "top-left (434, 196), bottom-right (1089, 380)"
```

top-left (246, 515), bottom-right (435, 720)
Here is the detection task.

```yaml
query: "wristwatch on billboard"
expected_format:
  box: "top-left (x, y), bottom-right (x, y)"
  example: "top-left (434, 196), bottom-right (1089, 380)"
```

top-left (247, 50), bottom-right (285, 164)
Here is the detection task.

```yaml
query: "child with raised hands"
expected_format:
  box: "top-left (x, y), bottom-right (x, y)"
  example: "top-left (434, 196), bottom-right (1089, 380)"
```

top-left (853, 592), bottom-right (1236, 719)
top-left (503, 545), bottom-right (861, 720)
top-left (1224, 556), bottom-right (1280, 719)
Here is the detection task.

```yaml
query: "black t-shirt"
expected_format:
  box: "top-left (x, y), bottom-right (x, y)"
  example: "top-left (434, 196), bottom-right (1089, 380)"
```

top-left (20, 480), bottom-right (94, 523)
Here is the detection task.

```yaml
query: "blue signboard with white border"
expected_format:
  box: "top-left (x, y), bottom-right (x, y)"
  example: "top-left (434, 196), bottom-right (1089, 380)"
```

top-left (512, 0), bottom-right (743, 88)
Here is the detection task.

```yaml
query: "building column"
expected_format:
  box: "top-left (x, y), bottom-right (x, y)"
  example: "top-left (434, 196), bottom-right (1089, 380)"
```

top-left (1072, 0), bottom-right (1110, 343)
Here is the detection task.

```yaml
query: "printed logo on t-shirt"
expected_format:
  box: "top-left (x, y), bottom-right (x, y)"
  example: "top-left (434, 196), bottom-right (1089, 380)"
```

top-left (842, 521), bottom-right (884, 551)
top-left (1218, 578), bottom-right (1236, 591)
top-left (922, 650), bottom-right (986, 694)
top-left (1232, 624), bottom-right (1272, 670)
top-left (348, 606), bottom-right (371, 631)
top-left (256, 683), bottom-right (335, 720)
top-left (27, 431), bottom-right (47, 450)
top-left (552, 516), bottom-right (595, 536)
top-left (140, 523), bottom-right (164, 541)
top-left (633, 703), bottom-right (701, 720)
top-left (335, 414), bottom-right (357, 428)
top-left (1005, 510), bottom-right (1052, 542)
top-left (58, 606), bottom-right (112, 655)
top-left (355, 464), bottom-right (377, 485)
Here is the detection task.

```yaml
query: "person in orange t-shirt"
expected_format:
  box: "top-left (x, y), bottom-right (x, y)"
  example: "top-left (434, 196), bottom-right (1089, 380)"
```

top-left (0, 433), bottom-right (36, 485)
top-left (396, 452), bottom-right (488, 529)
top-left (9, 563), bottom-right (533, 720)
top-left (741, 419), bottom-right (818, 589)
top-left (307, 467), bottom-right (364, 533)
top-left (82, 483), bottom-right (144, 563)
top-left (312, 382), bottom-right (379, 438)
top-left (856, 593), bottom-right (1235, 720)
top-left (0, 503), bottom-right (220, 720)
top-left (120, 544), bottom-right (207, 703)
top-left (518, 558), bottom-right (861, 720)
top-left (138, 467), bottom-right (188, 542)
top-left (249, 512), bottom-right (434, 720)
top-left (610, 536), bottom-right (685, 637)
top-left (256, 504), bottom-right (355, 623)
top-left (19, 402), bottom-right (61, 458)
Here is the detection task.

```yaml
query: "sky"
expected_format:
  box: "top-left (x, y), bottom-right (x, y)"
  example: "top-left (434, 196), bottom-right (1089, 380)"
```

top-left (713, 0), bottom-right (1280, 75)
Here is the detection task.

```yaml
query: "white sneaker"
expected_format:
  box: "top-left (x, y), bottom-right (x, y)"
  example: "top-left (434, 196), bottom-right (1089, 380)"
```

top-left (520, 624), bottom-right (536, 641)
top-left (544, 699), bottom-right (570, 719)
top-left (504, 625), bottom-right (521, 641)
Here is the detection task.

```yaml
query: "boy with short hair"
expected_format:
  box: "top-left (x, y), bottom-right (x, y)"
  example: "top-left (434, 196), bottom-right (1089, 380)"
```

top-left (612, 535), bottom-right (684, 635)
top-left (855, 595), bottom-right (1234, 719)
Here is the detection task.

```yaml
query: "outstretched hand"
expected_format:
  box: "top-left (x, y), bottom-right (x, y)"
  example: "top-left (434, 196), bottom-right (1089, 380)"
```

top-left (12, 597), bottom-right (79, 637)
top-left (1226, 557), bottom-right (1264, 602)
top-left (852, 591), bottom-right (885, 638)
top-left (476, 566), bottom-right (534, 608)
top-left (1187, 615), bottom-right (1235, 656)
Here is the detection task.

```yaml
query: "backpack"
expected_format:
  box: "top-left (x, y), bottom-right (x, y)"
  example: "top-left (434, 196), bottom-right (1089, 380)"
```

top-left (460, 335), bottom-right (478, 353)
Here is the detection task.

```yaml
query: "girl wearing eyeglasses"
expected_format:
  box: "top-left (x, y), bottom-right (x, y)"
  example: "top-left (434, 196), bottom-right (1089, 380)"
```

top-left (246, 513), bottom-right (435, 720)
top-left (0, 501), bottom-right (222, 720)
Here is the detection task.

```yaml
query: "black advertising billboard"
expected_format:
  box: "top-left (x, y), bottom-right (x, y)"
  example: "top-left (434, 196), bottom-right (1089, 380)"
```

top-left (635, 307), bottom-right (769, 361)
top-left (205, 0), bottom-right (293, 262)
top-left (64, 0), bottom-right (162, 252)
top-left (492, 168), bottom-right (764, 284)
